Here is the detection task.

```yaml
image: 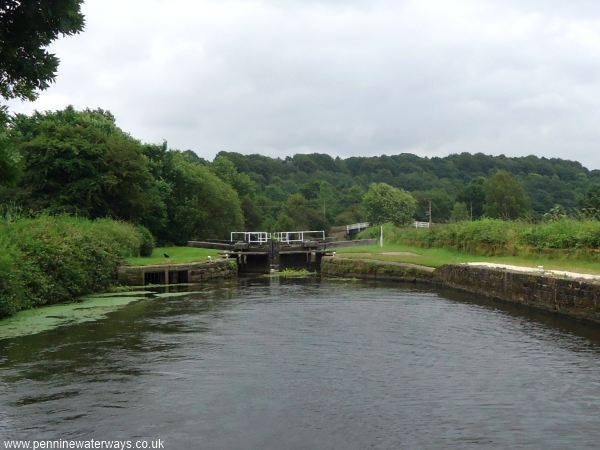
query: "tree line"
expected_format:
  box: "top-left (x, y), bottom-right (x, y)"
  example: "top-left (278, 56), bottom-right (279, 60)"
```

top-left (1, 106), bottom-right (600, 243)
top-left (216, 150), bottom-right (600, 227)
top-left (2, 0), bottom-right (600, 242)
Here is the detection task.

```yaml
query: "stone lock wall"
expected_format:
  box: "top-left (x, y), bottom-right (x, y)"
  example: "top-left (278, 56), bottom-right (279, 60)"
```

top-left (435, 264), bottom-right (600, 323)
top-left (321, 256), bottom-right (437, 283)
top-left (118, 259), bottom-right (237, 286)
top-left (322, 257), bottom-right (600, 324)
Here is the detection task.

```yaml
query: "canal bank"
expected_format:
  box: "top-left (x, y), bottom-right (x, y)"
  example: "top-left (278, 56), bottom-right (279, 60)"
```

top-left (118, 259), bottom-right (237, 285)
top-left (320, 256), bottom-right (438, 283)
top-left (116, 254), bottom-right (600, 325)
top-left (322, 256), bottom-right (600, 324)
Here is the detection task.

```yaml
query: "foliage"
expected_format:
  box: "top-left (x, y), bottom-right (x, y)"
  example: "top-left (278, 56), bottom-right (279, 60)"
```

top-left (519, 219), bottom-right (600, 250)
top-left (413, 189), bottom-right (453, 222)
top-left (220, 151), bottom-right (595, 225)
top-left (211, 155), bottom-right (262, 229)
top-left (0, 111), bottom-right (21, 186)
top-left (275, 193), bottom-right (330, 232)
top-left (544, 205), bottom-right (568, 222)
top-left (450, 202), bottom-right (470, 222)
top-left (136, 225), bottom-right (155, 257)
top-left (484, 171), bottom-right (531, 219)
top-left (160, 152), bottom-right (244, 243)
top-left (0, 0), bottom-right (85, 101)
top-left (4, 106), bottom-right (600, 258)
top-left (457, 177), bottom-right (485, 219)
top-left (578, 184), bottom-right (600, 220)
top-left (11, 107), bottom-right (167, 232)
top-left (0, 215), bottom-right (149, 317)
top-left (362, 183), bottom-right (416, 226)
top-left (359, 219), bottom-right (600, 257)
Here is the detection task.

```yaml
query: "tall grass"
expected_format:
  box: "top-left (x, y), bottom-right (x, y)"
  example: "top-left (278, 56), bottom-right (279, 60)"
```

top-left (0, 215), bottom-right (154, 317)
top-left (359, 219), bottom-right (600, 258)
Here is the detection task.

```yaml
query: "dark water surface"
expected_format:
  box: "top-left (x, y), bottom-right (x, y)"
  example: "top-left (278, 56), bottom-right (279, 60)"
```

top-left (2, 278), bottom-right (600, 449)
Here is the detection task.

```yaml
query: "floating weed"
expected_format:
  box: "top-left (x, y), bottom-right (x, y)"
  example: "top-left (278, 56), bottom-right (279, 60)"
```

top-left (154, 291), bottom-right (204, 298)
top-left (89, 291), bottom-right (155, 298)
top-left (0, 295), bottom-right (147, 340)
top-left (277, 269), bottom-right (313, 278)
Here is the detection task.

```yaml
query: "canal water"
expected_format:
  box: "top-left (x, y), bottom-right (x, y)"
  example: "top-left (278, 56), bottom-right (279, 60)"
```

top-left (1, 278), bottom-right (600, 449)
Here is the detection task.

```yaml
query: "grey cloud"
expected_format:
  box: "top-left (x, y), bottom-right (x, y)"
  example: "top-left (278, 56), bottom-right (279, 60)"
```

top-left (8, 0), bottom-right (600, 169)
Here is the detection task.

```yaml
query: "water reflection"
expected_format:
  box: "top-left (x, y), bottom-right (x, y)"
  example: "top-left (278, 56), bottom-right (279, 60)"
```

top-left (1, 277), bottom-right (600, 448)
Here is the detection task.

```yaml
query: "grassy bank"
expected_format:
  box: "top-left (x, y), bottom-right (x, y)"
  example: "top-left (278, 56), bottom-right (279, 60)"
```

top-left (0, 215), bottom-right (154, 318)
top-left (358, 220), bottom-right (600, 259)
top-left (346, 219), bottom-right (600, 275)
top-left (335, 243), bottom-right (600, 275)
top-left (126, 246), bottom-right (220, 266)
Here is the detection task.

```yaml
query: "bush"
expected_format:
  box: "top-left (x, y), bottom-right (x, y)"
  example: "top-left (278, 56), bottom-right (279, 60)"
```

top-left (136, 225), bottom-right (155, 257)
top-left (0, 215), bottom-right (152, 317)
top-left (362, 183), bottom-right (416, 226)
top-left (359, 218), bottom-right (600, 257)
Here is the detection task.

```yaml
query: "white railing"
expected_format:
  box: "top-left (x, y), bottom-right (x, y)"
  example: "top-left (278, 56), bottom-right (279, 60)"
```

top-left (346, 222), bottom-right (370, 233)
top-left (230, 230), bottom-right (325, 244)
top-left (414, 221), bottom-right (430, 228)
top-left (272, 230), bottom-right (325, 244)
top-left (230, 231), bottom-right (271, 243)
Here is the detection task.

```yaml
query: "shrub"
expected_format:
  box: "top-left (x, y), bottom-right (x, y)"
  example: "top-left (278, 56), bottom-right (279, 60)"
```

top-left (136, 225), bottom-right (155, 257)
top-left (359, 219), bottom-right (600, 257)
top-left (0, 215), bottom-right (153, 317)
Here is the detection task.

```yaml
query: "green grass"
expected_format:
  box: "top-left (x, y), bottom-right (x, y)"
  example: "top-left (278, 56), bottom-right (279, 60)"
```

top-left (334, 243), bottom-right (600, 275)
top-left (126, 246), bottom-right (220, 266)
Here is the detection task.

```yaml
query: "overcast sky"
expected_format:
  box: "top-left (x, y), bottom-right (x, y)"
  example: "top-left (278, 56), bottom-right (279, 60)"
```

top-left (8, 0), bottom-right (600, 169)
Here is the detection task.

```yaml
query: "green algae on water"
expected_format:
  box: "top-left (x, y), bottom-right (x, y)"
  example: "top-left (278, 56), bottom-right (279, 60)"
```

top-left (154, 291), bottom-right (204, 298)
top-left (0, 294), bottom-right (148, 340)
top-left (276, 268), bottom-right (314, 278)
top-left (90, 290), bottom-right (155, 298)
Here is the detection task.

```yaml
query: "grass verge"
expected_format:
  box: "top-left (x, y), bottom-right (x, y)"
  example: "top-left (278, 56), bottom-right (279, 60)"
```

top-left (334, 243), bottom-right (600, 275)
top-left (126, 246), bottom-right (220, 266)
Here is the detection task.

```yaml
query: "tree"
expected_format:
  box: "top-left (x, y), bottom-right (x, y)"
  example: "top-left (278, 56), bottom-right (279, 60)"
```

top-left (0, 0), bottom-right (85, 101)
top-left (362, 183), bottom-right (416, 226)
top-left (483, 171), bottom-right (531, 219)
top-left (11, 107), bottom-right (166, 231)
top-left (315, 181), bottom-right (337, 224)
top-left (299, 180), bottom-right (321, 200)
top-left (457, 177), bottom-right (486, 219)
top-left (578, 184), bottom-right (600, 219)
top-left (412, 189), bottom-right (454, 223)
top-left (0, 109), bottom-right (20, 186)
top-left (450, 202), bottom-right (470, 222)
top-left (161, 152), bottom-right (244, 243)
top-left (211, 155), bottom-right (261, 229)
top-left (276, 193), bottom-right (330, 232)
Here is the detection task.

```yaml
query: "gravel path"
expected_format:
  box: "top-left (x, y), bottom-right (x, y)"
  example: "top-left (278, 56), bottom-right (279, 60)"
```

top-left (466, 262), bottom-right (600, 281)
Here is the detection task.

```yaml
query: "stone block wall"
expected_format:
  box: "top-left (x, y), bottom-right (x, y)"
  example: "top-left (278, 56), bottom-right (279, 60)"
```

top-left (322, 257), bottom-right (600, 324)
top-left (321, 256), bottom-right (436, 283)
top-left (117, 259), bottom-right (237, 286)
top-left (434, 265), bottom-right (600, 323)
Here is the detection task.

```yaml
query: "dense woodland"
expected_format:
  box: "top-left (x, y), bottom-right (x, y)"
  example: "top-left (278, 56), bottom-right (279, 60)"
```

top-left (1, 106), bottom-right (600, 245)
top-left (219, 150), bottom-right (600, 225)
